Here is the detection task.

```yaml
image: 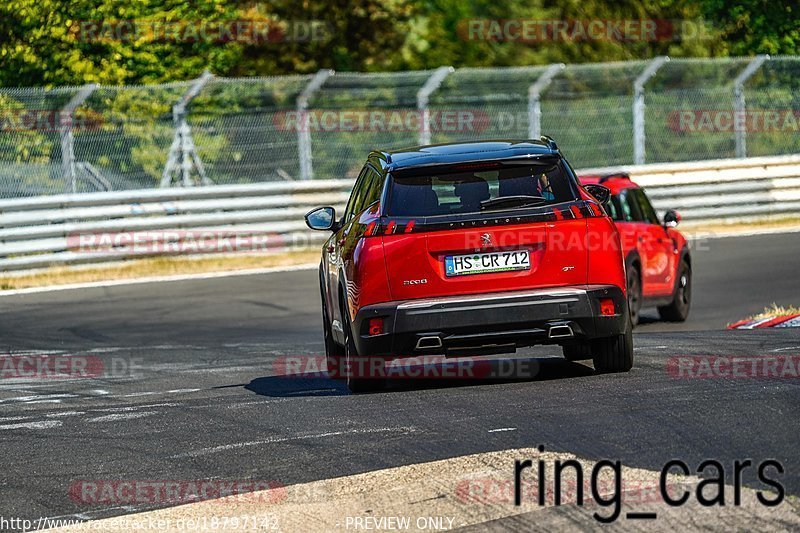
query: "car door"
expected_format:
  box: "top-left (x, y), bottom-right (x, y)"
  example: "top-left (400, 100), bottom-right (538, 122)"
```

top-left (336, 164), bottom-right (385, 318)
top-left (328, 165), bottom-right (370, 328)
top-left (627, 188), bottom-right (675, 296)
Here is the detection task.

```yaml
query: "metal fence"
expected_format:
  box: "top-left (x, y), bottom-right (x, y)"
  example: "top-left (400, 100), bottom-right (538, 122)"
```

top-left (2, 56), bottom-right (800, 198)
top-left (2, 154), bottom-right (799, 273)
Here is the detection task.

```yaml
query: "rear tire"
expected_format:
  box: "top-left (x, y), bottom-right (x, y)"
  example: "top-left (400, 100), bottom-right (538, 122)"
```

top-left (591, 318), bottom-right (634, 373)
top-left (658, 259), bottom-right (691, 322)
top-left (321, 273), bottom-right (345, 379)
top-left (342, 300), bottom-right (385, 393)
top-left (626, 264), bottom-right (642, 327)
top-left (322, 305), bottom-right (345, 380)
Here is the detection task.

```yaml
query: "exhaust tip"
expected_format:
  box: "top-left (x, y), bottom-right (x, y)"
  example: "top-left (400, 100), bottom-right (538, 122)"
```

top-left (415, 336), bottom-right (443, 350)
top-left (548, 325), bottom-right (574, 339)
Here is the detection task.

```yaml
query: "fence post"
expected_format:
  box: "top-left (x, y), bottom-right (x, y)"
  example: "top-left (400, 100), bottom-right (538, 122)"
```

top-left (734, 55), bottom-right (769, 158)
top-left (417, 66), bottom-right (454, 146)
top-left (633, 56), bottom-right (669, 165)
top-left (59, 84), bottom-right (97, 193)
top-left (297, 69), bottom-right (334, 180)
top-left (527, 64), bottom-right (565, 139)
top-left (161, 70), bottom-right (214, 187)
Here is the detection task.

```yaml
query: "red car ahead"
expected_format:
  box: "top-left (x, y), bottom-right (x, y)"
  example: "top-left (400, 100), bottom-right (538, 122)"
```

top-left (579, 173), bottom-right (691, 326)
top-left (306, 139), bottom-right (632, 392)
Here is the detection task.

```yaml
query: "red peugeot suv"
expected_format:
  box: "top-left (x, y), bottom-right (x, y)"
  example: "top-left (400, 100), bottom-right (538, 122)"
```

top-left (306, 139), bottom-right (633, 392)
top-left (579, 173), bottom-right (691, 326)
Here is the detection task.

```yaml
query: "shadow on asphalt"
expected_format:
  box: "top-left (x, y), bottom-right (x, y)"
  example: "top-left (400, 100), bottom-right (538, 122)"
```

top-left (244, 356), bottom-right (596, 397)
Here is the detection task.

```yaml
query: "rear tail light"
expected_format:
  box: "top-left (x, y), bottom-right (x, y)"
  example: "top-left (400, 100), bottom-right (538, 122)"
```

top-left (368, 317), bottom-right (384, 336)
top-left (599, 298), bottom-right (616, 316)
top-left (404, 220), bottom-right (416, 233)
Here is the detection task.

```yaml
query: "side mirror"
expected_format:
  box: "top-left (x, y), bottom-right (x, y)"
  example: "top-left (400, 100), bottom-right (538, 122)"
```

top-left (584, 184), bottom-right (611, 207)
top-left (305, 206), bottom-right (336, 231)
top-left (663, 209), bottom-right (681, 228)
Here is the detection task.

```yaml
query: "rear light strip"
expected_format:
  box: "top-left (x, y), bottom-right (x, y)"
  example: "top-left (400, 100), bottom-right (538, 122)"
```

top-left (368, 201), bottom-right (603, 236)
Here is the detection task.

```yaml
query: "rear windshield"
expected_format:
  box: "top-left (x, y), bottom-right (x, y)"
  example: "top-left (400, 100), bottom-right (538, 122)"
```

top-left (387, 163), bottom-right (576, 217)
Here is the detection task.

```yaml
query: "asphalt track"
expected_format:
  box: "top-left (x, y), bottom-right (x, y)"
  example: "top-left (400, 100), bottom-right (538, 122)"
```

top-left (1, 232), bottom-right (799, 530)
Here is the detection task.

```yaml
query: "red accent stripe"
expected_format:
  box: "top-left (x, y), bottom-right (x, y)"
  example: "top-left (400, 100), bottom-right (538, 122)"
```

top-left (755, 314), bottom-right (800, 328)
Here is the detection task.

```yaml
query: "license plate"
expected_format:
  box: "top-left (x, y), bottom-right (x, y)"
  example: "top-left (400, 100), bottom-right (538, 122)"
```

top-left (444, 250), bottom-right (531, 277)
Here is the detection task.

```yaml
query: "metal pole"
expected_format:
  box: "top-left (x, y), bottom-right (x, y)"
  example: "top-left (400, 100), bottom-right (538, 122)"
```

top-left (161, 70), bottom-right (214, 187)
top-left (527, 64), bottom-right (565, 139)
top-left (633, 56), bottom-right (669, 165)
top-left (417, 66), bottom-right (454, 146)
top-left (734, 55), bottom-right (769, 158)
top-left (297, 69), bottom-right (333, 180)
top-left (59, 84), bottom-right (97, 193)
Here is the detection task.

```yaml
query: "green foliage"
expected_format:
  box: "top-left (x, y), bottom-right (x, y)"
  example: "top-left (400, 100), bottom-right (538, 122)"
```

top-left (1, 0), bottom-right (798, 87)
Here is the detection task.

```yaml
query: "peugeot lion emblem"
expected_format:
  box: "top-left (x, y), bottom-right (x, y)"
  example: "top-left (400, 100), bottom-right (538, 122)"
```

top-left (481, 233), bottom-right (492, 246)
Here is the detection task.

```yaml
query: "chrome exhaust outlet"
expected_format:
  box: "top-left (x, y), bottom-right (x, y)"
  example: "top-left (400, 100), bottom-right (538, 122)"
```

top-left (415, 336), bottom-right (443, 350)
top-left (548, 325), bottom-right (574, 339)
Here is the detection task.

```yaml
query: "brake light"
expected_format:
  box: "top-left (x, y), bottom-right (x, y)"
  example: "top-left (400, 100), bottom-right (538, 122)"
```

top-left (452, 162), bottom-right (500, 171)
top-left (368, 317), bottom-right (384, 335)
top-left (599, 298), bottom-right (615, 316)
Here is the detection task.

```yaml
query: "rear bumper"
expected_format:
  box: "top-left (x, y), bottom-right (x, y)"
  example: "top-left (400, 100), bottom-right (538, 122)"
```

top-left (352, 285), bottom-right (628, 357)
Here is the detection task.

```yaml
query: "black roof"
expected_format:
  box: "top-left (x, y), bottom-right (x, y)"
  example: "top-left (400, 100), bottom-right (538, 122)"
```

top-left (382, 139), bottom-right (559, 171)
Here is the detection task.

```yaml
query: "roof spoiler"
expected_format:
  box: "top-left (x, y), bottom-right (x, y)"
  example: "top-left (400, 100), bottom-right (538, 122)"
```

top-left (540, 135), bottom-right (559, 152)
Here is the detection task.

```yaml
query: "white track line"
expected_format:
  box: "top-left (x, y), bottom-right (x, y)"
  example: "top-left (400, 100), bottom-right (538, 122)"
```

top-left (0, 420), bottom-right (62, 430)
top-left (0, 263), bottom-right (318, 297)
top-left (171, 426), bottom-right (418, 459)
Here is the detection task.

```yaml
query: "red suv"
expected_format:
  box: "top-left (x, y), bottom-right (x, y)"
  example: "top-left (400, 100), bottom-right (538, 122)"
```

top-left (306, 139), bottom-right (633, 392)
top-left (579, 173), bottom-right (691, 326)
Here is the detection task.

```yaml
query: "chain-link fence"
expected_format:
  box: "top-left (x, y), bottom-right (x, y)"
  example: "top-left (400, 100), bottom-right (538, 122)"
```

top-left (1, 56), bottom-right (799, 197)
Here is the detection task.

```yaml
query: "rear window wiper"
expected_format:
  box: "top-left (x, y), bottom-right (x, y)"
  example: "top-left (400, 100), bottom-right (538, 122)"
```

top-left (480, 195), bottom-right (547, 211)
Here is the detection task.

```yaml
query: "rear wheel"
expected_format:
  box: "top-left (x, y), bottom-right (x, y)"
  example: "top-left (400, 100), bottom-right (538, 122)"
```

top-left (342, 300), bottom-right (385, 393)
top-left (591, 318), bottom-right (634, 373)
top-left (320, 273), bottom-right (345, 379)
top-left (626, 264), bottom-right (642, 326)
top-left (658, 259), bottom-right (691, 322)
top-left (322, 303), bottom-right (345, 379)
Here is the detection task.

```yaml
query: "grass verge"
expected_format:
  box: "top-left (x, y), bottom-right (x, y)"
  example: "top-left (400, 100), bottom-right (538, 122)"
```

top-left (750, 303), bottom-right (800, 321)
top-left (0, 250), bottom-right (321, 291)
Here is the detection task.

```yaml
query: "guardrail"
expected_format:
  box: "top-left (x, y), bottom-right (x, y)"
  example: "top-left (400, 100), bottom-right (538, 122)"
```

top-left (1, 155), bottom-right (798, 273)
